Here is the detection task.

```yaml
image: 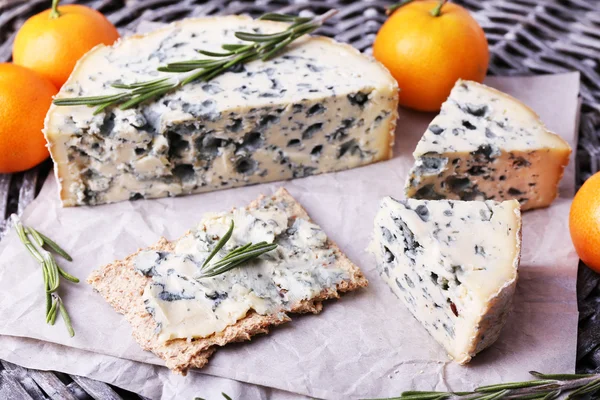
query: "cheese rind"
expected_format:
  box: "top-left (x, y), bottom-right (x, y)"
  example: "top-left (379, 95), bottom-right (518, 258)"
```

top-left (405, 80), bottom-right (570, 210)
top-left (368, 197), bottom-right (521, 363)
top-left (44, 16), bottom-right (398, 206)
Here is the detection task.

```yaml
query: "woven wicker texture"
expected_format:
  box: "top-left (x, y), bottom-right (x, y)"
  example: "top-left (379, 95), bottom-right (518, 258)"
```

top-left (0, 0), bottom-right (599, 398)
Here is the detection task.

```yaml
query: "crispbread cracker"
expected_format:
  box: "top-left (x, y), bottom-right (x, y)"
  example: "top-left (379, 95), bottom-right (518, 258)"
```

top-left (88, 188), bottom-right (367, 374)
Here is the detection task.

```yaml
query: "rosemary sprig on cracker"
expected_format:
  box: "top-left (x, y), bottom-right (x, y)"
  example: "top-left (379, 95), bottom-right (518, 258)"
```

top-left (53, 10), bottom-right (337, 114)
top-left (198, 220), bottom-right (277, 279)
top-left (11, 215), bottom-right (78, 337)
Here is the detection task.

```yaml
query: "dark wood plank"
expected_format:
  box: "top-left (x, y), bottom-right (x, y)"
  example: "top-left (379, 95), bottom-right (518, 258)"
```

top-left (70, 375), bottom-right (122, 400)
top-left (0, 174), bottom-right (11, 236)
top-left (1, 361), bottom-right (48, 400)
top-left (0, 370), bottom-right (34, 400)
top-left (21, 368), bottom-right (78, 400)
top-left (18, 169), bottom-right (38, 215)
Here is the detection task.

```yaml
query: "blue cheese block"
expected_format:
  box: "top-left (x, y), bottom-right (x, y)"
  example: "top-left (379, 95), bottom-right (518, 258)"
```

top-left (405, 80), bottom-right (570, 210)
top-left (88, 188), bottom-right (367, 374)
top-left (368, 197), bottom-right (521, 364)
top-left (44, 16), bottom-right (399, 206)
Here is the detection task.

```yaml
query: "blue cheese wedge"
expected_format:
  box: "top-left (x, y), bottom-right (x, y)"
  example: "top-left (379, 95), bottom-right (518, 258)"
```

top-left (368, 197), bottom-right (521, 364)
top-left (88, 188), bottom-right (367, 374)
top-left (44, 16), bottom-right (398, 207)
top-left (405, 80), bottom-right (570, 210)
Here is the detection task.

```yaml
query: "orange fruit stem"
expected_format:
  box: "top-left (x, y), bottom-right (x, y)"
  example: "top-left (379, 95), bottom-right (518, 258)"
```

top-left (49, 0), bottom-right (61, 19)
top-left (387, 0), bottom-right (447, 16)
top-left (430, 0), bottom-right (448, 17)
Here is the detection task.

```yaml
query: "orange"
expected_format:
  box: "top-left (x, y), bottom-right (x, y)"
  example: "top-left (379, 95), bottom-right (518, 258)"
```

top-left (373, 0), bottom-right (489, 112)
top-left (0, 64), bottom-right (57, 173)
top-left (13, 0), bottom-right (120, 89)
top-left (570, 171), bottom-right (600, 273)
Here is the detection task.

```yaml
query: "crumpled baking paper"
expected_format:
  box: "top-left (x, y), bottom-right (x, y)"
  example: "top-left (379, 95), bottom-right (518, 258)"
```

top-left (0, 71), bottom-right (581, 399)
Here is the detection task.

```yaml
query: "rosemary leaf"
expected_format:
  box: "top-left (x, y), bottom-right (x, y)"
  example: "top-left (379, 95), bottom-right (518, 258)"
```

top-left (259, 13), bottom-right (311, 23)
top-left (396, 393), bottom-right (447, 400)
top-left (46, 298), bottom-right (58, 324)
top-left (401, 392), bottom-right (449, 396)
top-left (119, 85), bottom-right (174, 110)
top-left (529, 371), bottom-right (593, 380)
top-left (196, 49), bottom-right (235, 57)
top-left (57, 266), bottom-right (80, 283)
top-left (210, 243), bottom-right (277, 269)
top-left (25, 243), bottom-right (45, 263)
top-left (476, 380), bottom-right (556, 392)
top-left (511, 393), bottom-right (553, 400)
top-left (219, 242), bottom-right (253, 262)
top-left (13, 221), bottom-right (28, 242)
top-left (112, 77), bottom-right (170, 89)
top-left (48, 257), bottom-right (61, 293)
top-left (168, 58), bottom-right (226, 67)
top-left (477, 389), bottom-right (510, 400)
top-left (235, 30), bottom-right (291, 42)
top-left (49, 301), bottom-right (59, 325)
top-left (199, 244), bottom-right (277, 279)
top-left (42, 260), bottom-right (56, 293)
top-left (261, 35), bottom-right (295, 61)
top-left (34, 228), bottom-right (73, 261)
top-left (541, 391), bottom-right (560, 400)
top-left (221, 43), bottom-right (255, 53)
top-left (202, 220), bottom-right (234, 268)
top-left (27, 227), bottom-right (44, 247)
top-left (45, 292), bottom-right (52, 315)
top-left (94, 101), bottom-right (115, 115)
top-left (58, 299), bottom-right (75, 337)
top-left (53, 93), bottom-right (130, 106)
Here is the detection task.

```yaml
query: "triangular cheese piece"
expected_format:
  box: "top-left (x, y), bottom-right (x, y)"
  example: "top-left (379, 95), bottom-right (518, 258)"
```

top-left (405, 80), bottom-right (570, 210)
top-left (369, 197), bottom-right (521, 363)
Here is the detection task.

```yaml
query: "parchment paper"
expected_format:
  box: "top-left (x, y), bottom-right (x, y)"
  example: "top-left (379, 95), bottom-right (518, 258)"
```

top-left (0, 72), bottom-right (580, 399)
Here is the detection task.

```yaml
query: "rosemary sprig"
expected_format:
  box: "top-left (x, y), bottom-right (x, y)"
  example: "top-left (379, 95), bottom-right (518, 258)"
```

top-left (370, 371), bottom-right (600, 400)
top-left (197, 220), bottom-right (277, 279)
top-left (52, 9), bottom-right (338, 114)
top-left (11, 215), bottom-right (78, 337)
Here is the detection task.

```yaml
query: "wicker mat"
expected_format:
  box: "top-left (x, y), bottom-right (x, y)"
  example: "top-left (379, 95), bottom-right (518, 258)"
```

top-left (0, 0), bottom-right (599, 398)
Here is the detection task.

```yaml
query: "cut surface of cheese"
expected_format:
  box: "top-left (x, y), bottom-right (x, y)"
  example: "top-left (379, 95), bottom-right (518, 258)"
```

top-left (44, 16), bottom-right (398, 206)
top-left (369, 196), bottom-right (521, 364)
top-left (404, 80), bottom-right (570, 210)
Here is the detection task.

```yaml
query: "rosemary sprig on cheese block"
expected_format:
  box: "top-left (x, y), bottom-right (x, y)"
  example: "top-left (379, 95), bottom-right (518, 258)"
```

top-left (404, 80), bottom-right (571, 210)
top-left (88, 188), bottom-right (368, 374)
top-left (11, 215), bottom-right (78, 337)
top-left (375, 371), bottom-right (600, 400)
top-left (44, 14), bottom-right (398, 207)
top-left (52, 10), bottom-right (338, 114)
top-left (369, 197), bottom-right (521, 364)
